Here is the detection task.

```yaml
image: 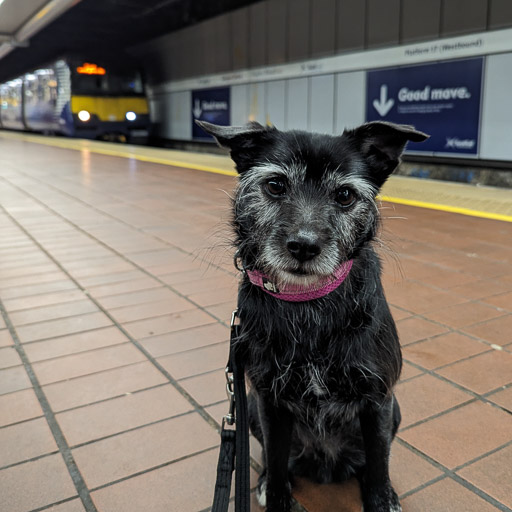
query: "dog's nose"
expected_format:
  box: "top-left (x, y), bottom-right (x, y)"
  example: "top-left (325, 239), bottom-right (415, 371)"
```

top-left (287, 234), bottom-right (322, 262)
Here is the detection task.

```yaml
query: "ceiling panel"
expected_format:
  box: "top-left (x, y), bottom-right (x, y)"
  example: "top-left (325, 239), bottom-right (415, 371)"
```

top-left (0, 0), bottom-right (49, 34)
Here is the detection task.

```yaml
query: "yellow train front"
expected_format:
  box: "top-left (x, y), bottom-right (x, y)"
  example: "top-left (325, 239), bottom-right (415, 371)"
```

top-left (69, 61), bottom-right (149, 143)
top-left (0, 59), bottom-right (149, 143)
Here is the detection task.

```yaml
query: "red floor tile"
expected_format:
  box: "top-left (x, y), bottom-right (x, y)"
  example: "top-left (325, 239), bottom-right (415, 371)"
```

top-left (179, 369), bottom-right (227, 406)
top-left (395, 374), bottom-right (472, 428)
top-left (437, 349), bottom-right (512, 394)
top-left (56, 384), bottom-right (193, 446)
top-left (0, 329), bottom-right (14, 347)
top-left (122, 309), bottom-right (216, 339)
top-left (0, 262), bottom-right (58, 280)
top-left (0, 388), bottom-right (43, 427)
top-left (2, 289), bottom-right (87, 313)
top-left (78, 269), bottom-right (147, 288)
top-left (23, 326), bottom-right (129, 363)
top-left (91, 448), bottom-right (221, 511)
top-left (424, 301), bottom-right (506, 329)
top-left (72, 412), bottom-right (219, 488)
top-left (401, 477), bottom-right (500, 512)
top-left (87, 276), bottom-right (161, 298)
top-left (96, 286), bottom-right (182, 309)
top-left (0, 271), bottom-right (70, 290)
top-left (385, 280), bottom-right (467, 314)
top-left (43, 361), bottom-right (167, 412)
top-left (157, 341), bottom-right (229, 380)
top-left (188, 286), bottom-right (239, 308)
top-left (205, 300), bottom-right (238, 323)
top-left (0, 365), bottom-right (32, 395)
top-left (399, 401), bottom-right (512, 469)
top-left (482, 291), bottom-right (512, 312)
top-left (402, 332), bottom-right (489, 370)
top-left (0, 279), bottom-right (78, 300)
top-left (390, 442), bottom-right (443, 496)
top-left (396, 316), bottom-right (450, 345)
top-left (0, 454), bottom-right (78, 512)
top-left (32, 343), bottom-right (145, 385)
top-left (41, 499), bottom-right (85, 512)
top-left (399, 361), bottom-right (424, 381)
top-left (0, 346), bottom-right (23, 369)
top-left (450, 279), bottom-right (511, 301)
top-left (8, 299), bottom-right (99, 327)
top-left (487, 386), bottom-right (512, 413)
top-left (462, 314), bottom-right (512, 347)
top-left (109, 297), bottom-right (192, 323)
top-left (0, 417), bottom-right (57, 467)
top-left (458, 444), bottom-right (512, 509)
top-left (292, 477), bottom-right (361, 512)
top-left (15, 311), bottom-right (112, 343)
top-left (139, 322), bottom-right (229, 358)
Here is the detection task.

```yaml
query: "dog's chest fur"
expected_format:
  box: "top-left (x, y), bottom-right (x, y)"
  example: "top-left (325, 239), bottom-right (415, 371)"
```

top-left (239, 251), bottom-right (400, 438)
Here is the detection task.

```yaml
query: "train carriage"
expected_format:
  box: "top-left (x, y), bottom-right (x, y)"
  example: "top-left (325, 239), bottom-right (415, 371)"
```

top-left (0, 58), bottom-right (149, 143)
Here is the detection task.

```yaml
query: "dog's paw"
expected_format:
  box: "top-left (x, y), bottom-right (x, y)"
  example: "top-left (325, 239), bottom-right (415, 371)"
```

top-left (256, 478), bottom-right (267, 508)
top-left (362, 485), bottom-right (401, 512)
top-left (256, 474), bottom-right (292, 511)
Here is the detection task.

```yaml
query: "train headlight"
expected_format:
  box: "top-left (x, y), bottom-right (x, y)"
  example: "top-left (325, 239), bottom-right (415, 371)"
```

top-left (125, 111), bottom-right (137, 122)
top-left (78, 110), bottom-right (91, 122)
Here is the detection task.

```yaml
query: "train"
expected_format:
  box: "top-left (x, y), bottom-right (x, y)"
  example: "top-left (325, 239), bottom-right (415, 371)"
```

top-left (0, 58), bottom-right (150, 143)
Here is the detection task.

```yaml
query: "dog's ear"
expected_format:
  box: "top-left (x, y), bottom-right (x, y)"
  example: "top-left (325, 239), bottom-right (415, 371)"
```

top-left (195, 120), bottom-right (276, 173)
top-left (345, 121), bottom-right (429, 187)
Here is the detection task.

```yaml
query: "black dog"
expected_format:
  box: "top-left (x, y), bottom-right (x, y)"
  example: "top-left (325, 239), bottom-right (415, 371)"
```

top-left (198, 120), bottom-right (428, 512)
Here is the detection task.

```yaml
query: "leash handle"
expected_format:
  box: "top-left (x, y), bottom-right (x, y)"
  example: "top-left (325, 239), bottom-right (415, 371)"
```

top-left (211, 429), bottom-right (236, 511)
top-left (212, 310), bottom-right (251, 512)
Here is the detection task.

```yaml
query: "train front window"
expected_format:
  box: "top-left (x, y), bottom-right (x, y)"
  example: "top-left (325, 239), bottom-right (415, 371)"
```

top-left (72, 69), bottom-right (143, 96)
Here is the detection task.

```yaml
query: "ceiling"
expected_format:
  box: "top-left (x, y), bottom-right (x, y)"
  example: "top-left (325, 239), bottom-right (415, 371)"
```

top-left (0, 0), bottom-right (259, 83)
top-left (0, 0), bottom-right (49, 34)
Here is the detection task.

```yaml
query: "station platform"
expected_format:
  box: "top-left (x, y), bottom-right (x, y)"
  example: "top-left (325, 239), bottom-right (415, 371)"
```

top-left (0, 131), bottom-right (511, 512)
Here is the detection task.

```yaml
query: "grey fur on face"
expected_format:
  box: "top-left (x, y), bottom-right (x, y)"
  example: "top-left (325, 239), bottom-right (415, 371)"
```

top-left (234, 161), bottom-right (379, 286)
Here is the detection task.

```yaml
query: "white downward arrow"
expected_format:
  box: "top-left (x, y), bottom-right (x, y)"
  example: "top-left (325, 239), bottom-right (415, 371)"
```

top-left (373, 85), bottom-right (394, 117)
top-left (193, 99), bottom-right (202, 118)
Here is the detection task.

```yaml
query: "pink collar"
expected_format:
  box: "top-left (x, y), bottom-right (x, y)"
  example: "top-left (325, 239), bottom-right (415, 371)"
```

top-left (246, 260), bottom-right (353, 302)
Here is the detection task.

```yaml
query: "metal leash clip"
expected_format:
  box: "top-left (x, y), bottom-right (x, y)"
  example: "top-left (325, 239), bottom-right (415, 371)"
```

top-left (222, 366), bottom-right (236, 429)
top-left (222, 309), bottom-right (239, 429)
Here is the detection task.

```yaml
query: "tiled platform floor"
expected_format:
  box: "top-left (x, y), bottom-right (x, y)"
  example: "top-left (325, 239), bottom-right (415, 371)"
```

top-left (0, 135), bottom-right (511, 512)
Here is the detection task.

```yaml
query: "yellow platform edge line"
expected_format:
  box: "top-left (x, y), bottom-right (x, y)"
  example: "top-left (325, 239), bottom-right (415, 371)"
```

top-left (82, 145), bottom-right (239, 176)
top-left (3, 132), bottom-right (511, 222)
top-left (0, 132), bottom-right (239, 177)
top-left (379, 195), bottom-right (512, 223)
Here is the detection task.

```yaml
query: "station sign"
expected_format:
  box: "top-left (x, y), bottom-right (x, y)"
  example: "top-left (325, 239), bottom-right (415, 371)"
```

top-left (192, 87), bottom-right (230, 140)
top-left (366, 58), bottom-right (483, 154)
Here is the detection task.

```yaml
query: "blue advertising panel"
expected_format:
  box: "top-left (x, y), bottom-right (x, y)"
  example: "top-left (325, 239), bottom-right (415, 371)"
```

top-left (366, 58), bottom-right (483, 154)
top-left (192, 87), bottom-right (230, 140)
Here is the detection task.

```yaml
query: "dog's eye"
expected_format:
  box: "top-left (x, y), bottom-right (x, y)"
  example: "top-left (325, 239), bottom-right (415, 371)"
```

top-left (335, 187), bottom-right (356, 208)
top-left (265, 179), bottom-right (286, 196)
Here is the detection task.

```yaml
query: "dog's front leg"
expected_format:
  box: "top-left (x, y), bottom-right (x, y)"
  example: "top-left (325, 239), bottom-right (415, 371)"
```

top-left (257, 396), bottom-right (293, 512)
top-left (359, 395), bottom-right (401, 512)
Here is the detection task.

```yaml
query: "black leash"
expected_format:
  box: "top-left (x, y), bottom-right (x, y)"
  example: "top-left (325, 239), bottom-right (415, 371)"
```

top-left (212, 309), bottom-right (251, 512)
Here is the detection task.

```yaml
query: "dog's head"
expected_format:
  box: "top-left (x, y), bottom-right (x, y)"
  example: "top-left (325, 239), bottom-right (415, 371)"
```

top-left (198, 120), bottom-right (428, 285)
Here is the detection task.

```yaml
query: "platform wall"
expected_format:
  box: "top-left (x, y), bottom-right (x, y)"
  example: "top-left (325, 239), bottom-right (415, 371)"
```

top-left (136, 0), bottom-right (512, 163)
